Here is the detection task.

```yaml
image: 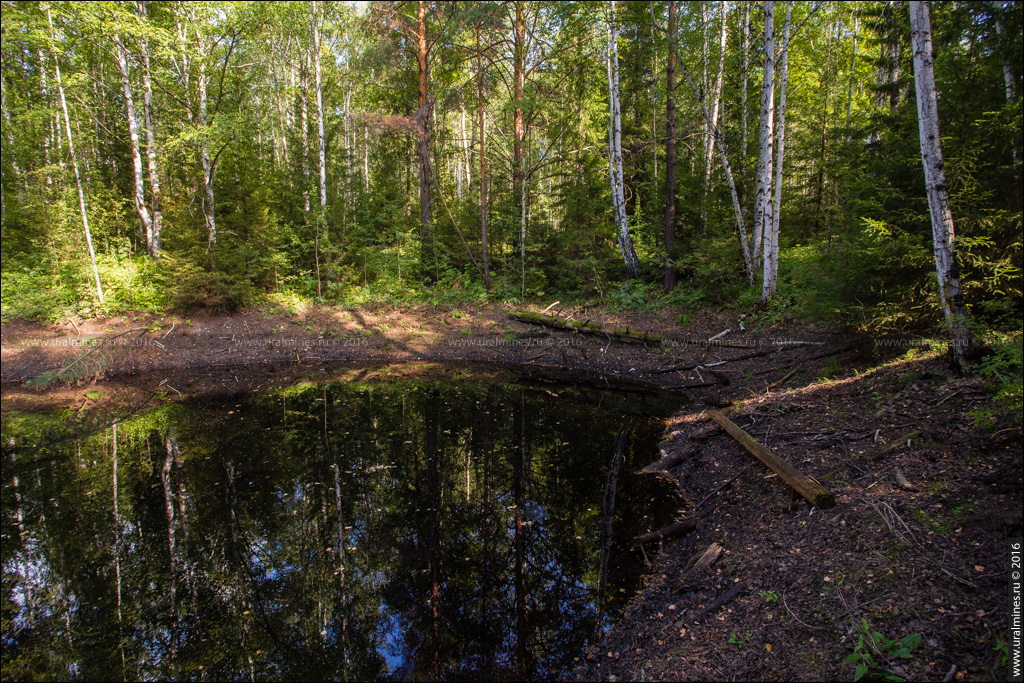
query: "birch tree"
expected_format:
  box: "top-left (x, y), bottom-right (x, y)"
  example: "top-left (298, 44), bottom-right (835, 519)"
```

top-left (763, 1), bottom-right (791, 302)
top-left (909, 0), bottom-right (972, 372)
top-left (46, 4), bottom-right (104, 304)
top-left (113, 33), bottom-right (153, 252)
top-left (752, 1), bottom-right (775, 270)
top-left (607, 1), bottom-right (641, 279)
top-left (137, 0), bottom-right (162, 258)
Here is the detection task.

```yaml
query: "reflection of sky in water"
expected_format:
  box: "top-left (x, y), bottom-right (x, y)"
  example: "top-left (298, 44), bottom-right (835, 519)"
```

top-left (2, 379), bottom-right (683, 680)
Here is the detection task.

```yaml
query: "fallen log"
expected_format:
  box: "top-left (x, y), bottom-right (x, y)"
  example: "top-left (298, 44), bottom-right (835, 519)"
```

top-left (641, 446), bottom-right (696, 474)
top-left (632, 517), bottom-right (699, 548)
top-left (509, 311), bottom-right (663, 344)
top-left (690, 579), bottom-right (749, 623)
top-left (707, 410), bottom-right (836, 509)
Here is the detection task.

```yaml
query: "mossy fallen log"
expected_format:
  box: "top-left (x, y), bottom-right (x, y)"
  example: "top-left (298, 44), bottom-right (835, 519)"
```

top-left (509, 311), bottom-right (663, 344)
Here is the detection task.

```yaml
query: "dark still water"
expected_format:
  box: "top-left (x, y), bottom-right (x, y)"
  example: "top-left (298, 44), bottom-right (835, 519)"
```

top-left (2, 375), bottom-right (683, 681)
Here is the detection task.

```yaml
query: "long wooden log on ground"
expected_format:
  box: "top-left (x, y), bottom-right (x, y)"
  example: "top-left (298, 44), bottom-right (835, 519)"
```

top-left (641, 446), bottom-right (696, 474)
top-left (509, 311), bottom-right (663, 344)
top-left (632, 517), bottom-right (699, 547)
top-left (707, 410), bottom-right (836, 509)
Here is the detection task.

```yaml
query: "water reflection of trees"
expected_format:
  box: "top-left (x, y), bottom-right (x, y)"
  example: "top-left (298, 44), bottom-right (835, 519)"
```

top-left (1, 380), bottom-right (682, 680)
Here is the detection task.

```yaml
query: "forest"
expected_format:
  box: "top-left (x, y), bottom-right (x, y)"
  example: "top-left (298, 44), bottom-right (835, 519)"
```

top-left (2, 2), bottom-right (1023, 681)
top-left (1, 1), bottom-right (1019, 344)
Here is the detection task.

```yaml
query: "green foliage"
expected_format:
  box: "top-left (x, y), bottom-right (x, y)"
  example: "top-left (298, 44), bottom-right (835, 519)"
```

top-left (842, 619), bottom-right (922, 682)
top-left (970, 333), bottom-right (1023, 427)
top-left (758, 590), bottom-right (779, 602)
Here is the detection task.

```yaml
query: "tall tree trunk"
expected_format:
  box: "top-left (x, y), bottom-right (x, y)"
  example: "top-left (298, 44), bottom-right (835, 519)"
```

top-left (417, 0), bottom-right (433, 281)
top-left (740, 2), bottom-right (751, 161)
top-left (991, 1), bottom-right (1020, 173)
top-left (909, 1), bottom-right (972, 373)
top-left (476, 21), bottom-right (491, 291)
top-left (764, 2), bottom-right (791, 303)
top-left (513, 1), bottom-right (527, 295)
top-left (312, 2), bottom-right (326, 299)
top-left (703, 2), bottom-right (728, 191)
top-left (663, 0), bottom-right (678, 292)
top-left (607, 1), bottom-right (641, 279)
top-left (138, 0), bottom-right (163, 258)
top-left (198, 59), bottom-right (216, 250)
top-left (313, 4), bottom-right (327, 210)
top-left (680, 60), bottom-right (754, 283)
top-left (300, 54), bottom-right (311, 214)
top-left (114, 36), bottom-right (153, 251)
top-left (47, 6), bottom-right (103, 303)
top-left (752, 1), bottom-right (775, 270)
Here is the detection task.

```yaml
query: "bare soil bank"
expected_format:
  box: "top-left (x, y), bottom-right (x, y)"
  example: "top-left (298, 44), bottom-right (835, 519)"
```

top-left (2, 303), bottom-right (1020, 682)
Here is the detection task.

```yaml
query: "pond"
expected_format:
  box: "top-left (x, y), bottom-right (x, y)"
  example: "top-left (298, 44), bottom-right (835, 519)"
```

top-left (2, 370), bottom-right (685, 681)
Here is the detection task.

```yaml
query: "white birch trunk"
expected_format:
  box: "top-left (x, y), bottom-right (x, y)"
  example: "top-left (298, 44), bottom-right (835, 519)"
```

top-left (764, 2), bottom-right (791, 302)
top-left (198, 59), bottom-right (216, 249)
top-left (138, 0), bottom-right (163, 258)
top-left (991, 1), bottom-right (1020, 171)
top-left (752, 0), bottom-right (775, 269)
top-left (680, 61), bottom-right (754, 283)
top-left (114, 36), bottom-right (153, 250)
top-left (909, 0), bottom-right (972, 372)
top-left (47, 6), bottom-right (104, 303)
top-left (607, 2), bottom-right (640, 279)
top-left (704, 2), bottom-right (729, 184)
top-left (740, 2), bottom-right (751, 158)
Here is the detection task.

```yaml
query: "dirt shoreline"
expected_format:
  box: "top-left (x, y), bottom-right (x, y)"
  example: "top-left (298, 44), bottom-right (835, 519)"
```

top-left (2, 304), bottom-right (1020, 682)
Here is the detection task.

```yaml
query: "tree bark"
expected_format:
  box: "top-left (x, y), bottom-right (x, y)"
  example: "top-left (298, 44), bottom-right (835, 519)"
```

top-left (197, 49), bottom-right (216, 249)
top-left (47, 6), bottom-right (104, 303)
top-left (752, 1), bottom-right (775, 270)
top-left (909, 1), bottom-right (972, 373)
top-left (663, 0), bottom-right (678, 292)
top-left (138, 0), bottom-right (162, 258)
top-left (513, 1), bottom-right (527, 294)
top-left (313, 3), bottom-right (327, 210)
top-left (763, 2), bottom-right (791, 303)
top-left (114, 35), bottom-right (153, 251)
top-left (417, 0), bottom-right (433, 280)
top-left (476, 21), bottom-right (491, 291)
top-left (607, 1), bottom-right (641, 279)
top-left (703, 2), bottom-right (729, 195)
top-left (991, 1), bottom-right (1021, 172)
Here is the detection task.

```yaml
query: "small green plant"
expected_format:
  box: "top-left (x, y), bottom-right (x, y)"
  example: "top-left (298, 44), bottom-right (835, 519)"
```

top-left (823, 359), bottom-right (843, 378)
top-left (728, 630), bottom-right (751, 649)
top-left (677, 313), bottom-right (692, 327)
top-left (758, 590), bottom-right (779, 602)
top-left (843, 619), bottom-right (922, 681)
top-left (460, 328), bottom-right (472, 336)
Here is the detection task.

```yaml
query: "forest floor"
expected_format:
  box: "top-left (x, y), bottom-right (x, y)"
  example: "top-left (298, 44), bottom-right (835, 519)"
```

top-left (1, 302), bottom-right (1021, 682)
